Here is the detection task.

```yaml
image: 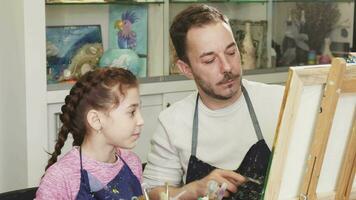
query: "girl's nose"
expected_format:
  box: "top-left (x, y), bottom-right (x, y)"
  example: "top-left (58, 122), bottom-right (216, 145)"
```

top-left (137, 111), bottom-right (144, 127)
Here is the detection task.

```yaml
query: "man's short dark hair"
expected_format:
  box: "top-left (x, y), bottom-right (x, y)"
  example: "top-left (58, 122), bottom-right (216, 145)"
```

top-left (170, 4), bottom-right (229, 63)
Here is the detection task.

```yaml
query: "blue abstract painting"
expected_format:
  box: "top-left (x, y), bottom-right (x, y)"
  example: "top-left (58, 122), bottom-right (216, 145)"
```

top-left (46, 25), bottom-right (103, 83)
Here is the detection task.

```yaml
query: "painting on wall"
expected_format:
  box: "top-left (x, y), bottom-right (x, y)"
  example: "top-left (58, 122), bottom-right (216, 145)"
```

top-left (108, 4), bottom-right (148, 77)
top-left (46, 25), bottom-right (103, 83)
top-left (230, 20), bottom-right (268, 69)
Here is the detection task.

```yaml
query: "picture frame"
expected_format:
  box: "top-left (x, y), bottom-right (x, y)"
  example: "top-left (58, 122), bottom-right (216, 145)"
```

top-left (108, 4), bottom-right (148, 77)
top-left (46, 25), bottom-right (103, 83)
top-left (230, 20), bottom-right (268, 69)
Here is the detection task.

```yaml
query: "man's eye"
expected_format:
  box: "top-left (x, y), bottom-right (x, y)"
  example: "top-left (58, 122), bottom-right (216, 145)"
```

top-left (204, 58), bottom-right (215, 64)
top-left (227, 50), bottom-right (236, 55)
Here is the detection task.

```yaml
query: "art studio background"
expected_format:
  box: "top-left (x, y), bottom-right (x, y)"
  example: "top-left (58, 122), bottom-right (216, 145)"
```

top-left (0, 0), bottom-right (356, 197)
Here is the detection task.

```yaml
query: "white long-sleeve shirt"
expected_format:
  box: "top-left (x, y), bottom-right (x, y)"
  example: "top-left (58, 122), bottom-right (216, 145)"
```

top-left (143, 79), bottom-right (284, 188)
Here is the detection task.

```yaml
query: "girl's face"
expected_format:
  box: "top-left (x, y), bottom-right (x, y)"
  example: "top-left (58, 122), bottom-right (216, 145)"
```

top-left (100, 87), bottom-right (144, 149)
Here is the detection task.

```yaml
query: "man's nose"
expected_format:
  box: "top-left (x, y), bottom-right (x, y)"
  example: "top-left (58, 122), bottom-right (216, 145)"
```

top-left (220, 56), bottom-right (232, 73)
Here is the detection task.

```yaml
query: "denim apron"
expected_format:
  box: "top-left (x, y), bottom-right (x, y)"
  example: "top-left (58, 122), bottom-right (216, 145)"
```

top-left (185, 85), bottom-right (271, 200)
top-left (76, 148), bottom-right (144, 200)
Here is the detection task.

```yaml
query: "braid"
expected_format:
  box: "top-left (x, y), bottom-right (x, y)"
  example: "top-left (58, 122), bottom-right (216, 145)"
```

top-left (45, 124), bottom-right (70, 171)
top-left (44, 67), bottom-right (137, 171)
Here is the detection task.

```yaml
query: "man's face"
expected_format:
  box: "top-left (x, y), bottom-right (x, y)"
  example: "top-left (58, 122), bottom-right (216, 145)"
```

top-left (185, 22), bottom-right (242, 100)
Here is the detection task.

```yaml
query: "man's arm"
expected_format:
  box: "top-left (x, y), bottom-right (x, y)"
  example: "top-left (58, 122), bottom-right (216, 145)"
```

top-left (143, 117), bottom-right (185, 190)
top-left (143, 109), bottom-right (247, 199)
top-left (148, 169), bottom-right (247, 200)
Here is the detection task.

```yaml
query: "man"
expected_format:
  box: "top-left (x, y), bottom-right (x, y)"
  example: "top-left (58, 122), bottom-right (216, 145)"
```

top-left (143, 4), bottom-right (284, 200)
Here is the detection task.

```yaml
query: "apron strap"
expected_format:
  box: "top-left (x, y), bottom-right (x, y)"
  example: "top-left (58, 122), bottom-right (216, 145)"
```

top-left (241, 84), bottom-right (264, 141)
top-left (191, 84), bottom-right (264, 156)
top-left (117, 153), bottom-right (128, 167)
top-left (79, 147), bottom-right (83, 171)
top-left (191, 94), bottom-right (199, 156)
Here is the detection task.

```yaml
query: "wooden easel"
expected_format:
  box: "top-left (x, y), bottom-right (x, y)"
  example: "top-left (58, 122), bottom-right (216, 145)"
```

top-left (264, 58), bottom-right (356, 200)
top-left (299, 58), bottom-right (347, 199)
top-left (298, 58), bottom-right (356, 200)
top-left (335, 111), bottom-right (356, 200)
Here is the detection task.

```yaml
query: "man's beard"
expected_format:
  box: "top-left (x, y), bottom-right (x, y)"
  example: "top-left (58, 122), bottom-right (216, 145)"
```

top-left (195, 72), bottom-right (241, 100)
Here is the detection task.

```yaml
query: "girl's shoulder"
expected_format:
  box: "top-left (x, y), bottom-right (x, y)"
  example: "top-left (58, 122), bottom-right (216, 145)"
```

top-left (46, 147), bottom-right (81, 175)
top-left (37, 147), bottom-right (81, 199)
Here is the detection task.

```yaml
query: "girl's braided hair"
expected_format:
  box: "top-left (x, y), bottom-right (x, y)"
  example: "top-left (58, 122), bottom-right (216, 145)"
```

top-left (45, 67), bottom-right (138, 171)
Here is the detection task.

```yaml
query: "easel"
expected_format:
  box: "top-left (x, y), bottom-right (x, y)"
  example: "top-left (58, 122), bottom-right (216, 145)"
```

top-left (335, 112), bottom-right (356, 200)
top-left (264, 58), bottom-right (356, 200)
top-left (299, 59), bottom-right (356, 200)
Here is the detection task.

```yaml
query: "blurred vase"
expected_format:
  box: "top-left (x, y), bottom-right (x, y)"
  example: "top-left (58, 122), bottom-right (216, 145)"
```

top-left (319, 38), bottom-right (333, 64)
top-left (281, 11), bottom-right (297, 66)
top-left (308, 50), bottom-right (316, 65)
top-left (241, 22), bottom-right (256, 70)
top-left (296, 10), bottom-right (309, 65)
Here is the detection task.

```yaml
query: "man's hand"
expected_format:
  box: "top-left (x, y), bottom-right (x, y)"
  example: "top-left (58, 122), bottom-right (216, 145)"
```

top-left (148, 169), bottom-right (246, 200)
top-left (188, 169), bottom-right (247, 198)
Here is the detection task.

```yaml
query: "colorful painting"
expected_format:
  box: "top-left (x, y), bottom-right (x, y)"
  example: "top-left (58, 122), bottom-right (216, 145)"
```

top-left (109, 4), bottom-right (148, 77)
top-left (46, 25), bottom-right (103, 83)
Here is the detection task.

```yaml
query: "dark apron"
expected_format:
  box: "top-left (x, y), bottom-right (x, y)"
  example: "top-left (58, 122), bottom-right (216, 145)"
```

top-left (76, 148), bottom-right (144, 200)
top-left (185, 85), bottom-right (271, 200)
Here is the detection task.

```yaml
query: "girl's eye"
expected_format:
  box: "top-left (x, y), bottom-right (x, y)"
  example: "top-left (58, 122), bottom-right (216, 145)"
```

top-left (129, 110), bottom-right (136, 117)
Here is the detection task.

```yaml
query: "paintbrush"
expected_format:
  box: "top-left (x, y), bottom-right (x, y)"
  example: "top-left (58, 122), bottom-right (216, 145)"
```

top-left (165, 182), bottom-right (169, 200)
top-left (244, 176), bottom-right (263, 185)
top-left (141, 183), bottom-right (150, 200)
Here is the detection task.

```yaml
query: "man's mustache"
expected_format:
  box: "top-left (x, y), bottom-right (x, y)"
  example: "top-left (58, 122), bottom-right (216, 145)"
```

top-left (217, 72), bottom-right (240, 85)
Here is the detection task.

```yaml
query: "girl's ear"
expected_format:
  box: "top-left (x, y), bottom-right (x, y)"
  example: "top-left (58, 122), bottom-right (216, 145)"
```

top-left (176, 59), bottom-right (193, 79)
top-left (86, 109), bottom-right (102, 131)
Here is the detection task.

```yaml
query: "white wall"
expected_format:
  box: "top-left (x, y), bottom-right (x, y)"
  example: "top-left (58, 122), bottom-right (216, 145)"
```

top-left (0, 0), bottom-right (28, 193)
top-left (23, 0), bottom-right (48, 188)
top-left (0, 0), bottom-right (47, 192)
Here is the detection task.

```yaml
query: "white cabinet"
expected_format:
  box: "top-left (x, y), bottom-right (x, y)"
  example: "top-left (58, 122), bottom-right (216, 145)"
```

top-left (132, 94), bottom-right (162, 162)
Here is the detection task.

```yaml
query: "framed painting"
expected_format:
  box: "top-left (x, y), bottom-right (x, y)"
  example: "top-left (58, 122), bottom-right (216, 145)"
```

top-left (108, 4), bottom-right (148, 77)
top-left (46, 25), bottom-right (103, 83)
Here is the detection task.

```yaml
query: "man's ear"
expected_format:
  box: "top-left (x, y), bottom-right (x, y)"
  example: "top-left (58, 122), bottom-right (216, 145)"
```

top-left (86, 109), bottom-right (102, 131)
top-left (176, 59), bottom-right (193, 79)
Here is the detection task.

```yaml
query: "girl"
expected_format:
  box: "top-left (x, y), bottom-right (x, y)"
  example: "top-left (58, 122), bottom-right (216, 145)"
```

top-left (36, 68), bottom-right (145, 200)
